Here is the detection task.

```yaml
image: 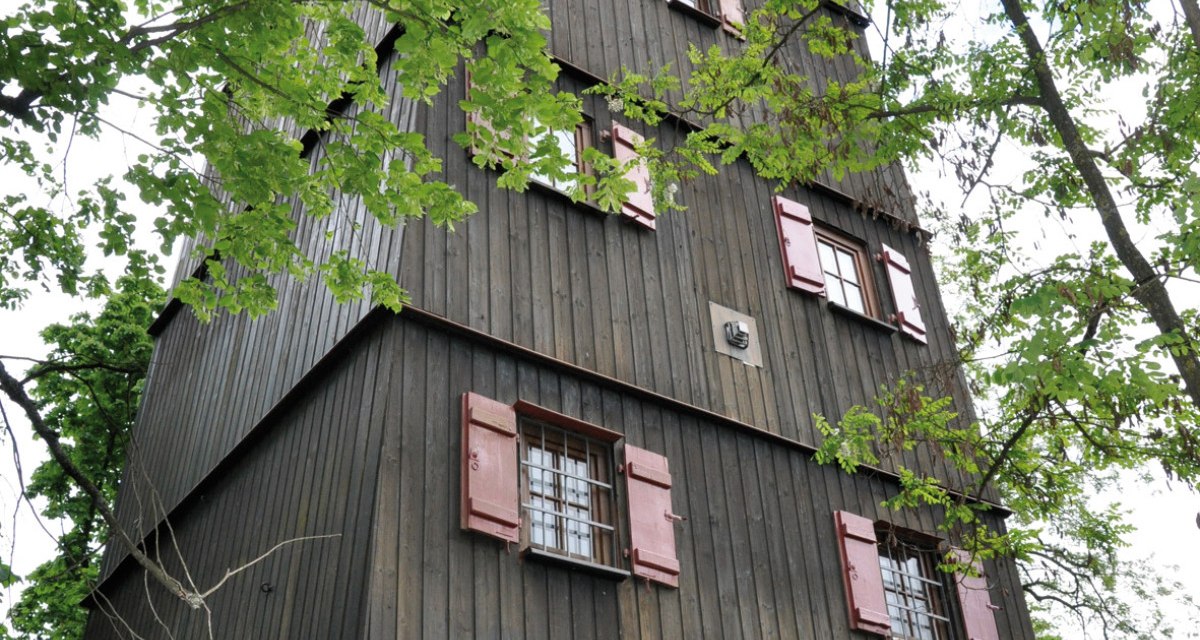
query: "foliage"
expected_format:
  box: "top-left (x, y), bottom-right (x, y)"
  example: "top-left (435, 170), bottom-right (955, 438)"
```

top-left (0, 0), bottom-right (628, 318)
top-left (1, 270), bottom-right (163, 639)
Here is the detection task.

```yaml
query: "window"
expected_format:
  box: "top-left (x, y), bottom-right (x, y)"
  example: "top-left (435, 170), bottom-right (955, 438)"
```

top-left (816, 228), bottom-right (879, 317)
top-left (834, 511), bottom-right (1000, 640)
top-left (668, 0), bottom-right (743, 34)
top-left (519, 418), bottom-right (616, 565)
top-left (672, 0), bottom-right (712, 12)
top-left (772, 195), bottom-right (927, 339)
top-left (877, 529), bottom-right (956, 640)
top-left (529, 119), bottom-right (592, 194)
top-left (460, 392), bottom-right (681, 586)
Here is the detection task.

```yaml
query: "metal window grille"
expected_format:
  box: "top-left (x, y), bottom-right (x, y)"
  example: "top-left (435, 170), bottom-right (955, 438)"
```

top-left (520, 420), bottom-right (616, 565)
top-left (877, 535), bottom-right (955, 640)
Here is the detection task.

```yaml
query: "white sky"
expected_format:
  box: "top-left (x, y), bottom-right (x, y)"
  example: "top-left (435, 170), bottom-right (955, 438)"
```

top-left (2, 0), bottom-right (1198, 636)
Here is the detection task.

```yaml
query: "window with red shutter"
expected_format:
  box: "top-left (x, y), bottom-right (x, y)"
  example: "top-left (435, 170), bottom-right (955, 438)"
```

top-left (835, 511), bottom-right (892, 636)
top-left (666, 0), bottom-right (742, 34)
top-left (772, 195), bottom-right (826, 295)
top-left (952, 549), bottom-right (1001, 640)
top-left (610, 123), bottom-right (656, 230)
top-left (624, 444), bottom-right (682, 587)
top-left (718, 0), bottom-right (744, 35)
top-left (838, 513), bottom-right (980, 640)
top-left (878, 244), bottom-right (928, 343)
top-left (461, 392), bottom-right (521, 543)
top-left (518, 415), bottom-right (619, 567)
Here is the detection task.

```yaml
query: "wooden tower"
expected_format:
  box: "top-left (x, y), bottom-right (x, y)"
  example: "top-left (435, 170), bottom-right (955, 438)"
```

top-left (88, 1), bottom-right (1036, 638)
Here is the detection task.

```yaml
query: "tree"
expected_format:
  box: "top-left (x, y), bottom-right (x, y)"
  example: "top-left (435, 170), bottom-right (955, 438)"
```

top-left (2, 0), bottom-right (1198, 637)
top-left (2, 270), bottom-right (162, 639)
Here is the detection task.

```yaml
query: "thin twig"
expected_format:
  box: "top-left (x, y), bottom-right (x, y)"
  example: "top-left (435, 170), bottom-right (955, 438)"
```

top-left (200, 533), bottom-right (341, 597)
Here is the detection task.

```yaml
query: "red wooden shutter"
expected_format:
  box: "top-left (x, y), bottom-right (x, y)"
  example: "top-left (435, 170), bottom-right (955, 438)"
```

top-left (878, 244), bottom-right (928, 343)
top-left (624, 444), bottom-right (680, 587)
top-left (772, 195), bottom-right (826, 295)
top-left (834, 511), bottom-right (891, 636)
top-left (952, 549), bottom-right (1001, 640)
top-left (611, 123), bottom-right (656, 230)
top-left (460, 392), bottom-right (520, 543)
top-left (718, 0), bottom-right (744, 35)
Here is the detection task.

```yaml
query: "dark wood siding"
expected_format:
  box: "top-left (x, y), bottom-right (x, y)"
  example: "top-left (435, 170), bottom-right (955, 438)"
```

top-left (86, 319), bottom-right (394, 639)
top-left (399, 62), bottom-right (968, 483)
top-left (92, 0), bottom-right (1028, 636)
top-left (361, 314), bottom-right (1034, 640)
top-left (105, 62), bottom-right (421, 578)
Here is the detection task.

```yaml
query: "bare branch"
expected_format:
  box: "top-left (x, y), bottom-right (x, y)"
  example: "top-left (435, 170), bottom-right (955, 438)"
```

top-left (200, 533), bottom-right (341, 597)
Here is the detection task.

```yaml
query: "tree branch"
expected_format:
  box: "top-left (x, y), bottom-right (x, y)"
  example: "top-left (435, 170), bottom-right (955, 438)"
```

top-left (1177, 0), bottom-right (1200, 50)
top-left (200, 534), bottom-right (340, 597)
top-left (0, 360), bottom-right (194, 605)
top-left (1001, 0), bottom-right (1200, 415)
top-left (867, 94), bottom-right (1043, 120)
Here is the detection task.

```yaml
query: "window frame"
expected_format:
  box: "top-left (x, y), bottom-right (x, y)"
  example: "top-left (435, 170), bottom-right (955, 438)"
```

top-left (814, 225), bottom-right (882, 319)
top-left (667, 0), bottom-right (724, 27)
top-left (519, 417), bottom-right (616, 565)
top-left (528, 116), bottom-right (594, 197)
top-left (511, 401), bottom-right (629, 579)
top-left (875, 525), bottom-right (959, 640)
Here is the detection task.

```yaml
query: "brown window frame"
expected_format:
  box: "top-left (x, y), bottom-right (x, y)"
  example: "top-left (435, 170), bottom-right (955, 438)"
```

top-left (518, 415), bottom-right (618, 568)
top-left (667, 0), bottom-right (724, 27)
top-left (876, 526), bottom-right (959, 640)
top-left (814, 226), bottom-right (881, 319)
top-left (529, 116), bottom-right (594, 197)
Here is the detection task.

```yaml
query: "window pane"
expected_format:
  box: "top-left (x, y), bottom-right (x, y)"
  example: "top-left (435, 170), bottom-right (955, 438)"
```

top-left (837, 248), bottom-right (860, 283)
top-left (563, 456), bottom-right (590, 507)
top-left (528, 447), bottom-right (555, 496)
top-left (530, 496), bottom-right (556, 548)
top-left (565, 505), bottom-right (592, 557)
top-left (844, 283), bottom-right (865, 313)
top-left (827, 281), bottom-right (847, 306)
top-left (818, 241), bottom-right (838, 278)
top-left (554, 129), bottom-right (578, 191)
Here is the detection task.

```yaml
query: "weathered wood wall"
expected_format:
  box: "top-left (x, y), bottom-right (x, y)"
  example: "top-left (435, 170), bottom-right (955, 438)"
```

top-left (402, 50), bottom-right (970, 483)
top-left (91, 1), bottom-right (1030, 637)
top-left (359, 314), bottom-right (1034, 640)
top-left (86, 318), bottom-right (394, 639)
top-left (103, 52), bottom-right (419, 579)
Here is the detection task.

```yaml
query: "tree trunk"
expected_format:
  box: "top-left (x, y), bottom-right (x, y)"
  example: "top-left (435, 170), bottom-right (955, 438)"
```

top-left (999, 0), bottom-right (1200, 415)
top-left (1178, 0), bottom-right (1200, 50)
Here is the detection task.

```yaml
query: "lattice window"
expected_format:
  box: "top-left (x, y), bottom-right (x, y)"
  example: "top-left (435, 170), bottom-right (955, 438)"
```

top-left (877, 533), bottom-right (956, 640)
top-left (520, 420), bottom-right (616, 565)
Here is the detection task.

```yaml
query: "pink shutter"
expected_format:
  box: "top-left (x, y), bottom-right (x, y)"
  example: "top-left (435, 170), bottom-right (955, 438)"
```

top-left (719, 0), bottom-right (744, 35)
top-left (460, 392), bottom-right (520, 543)
top-left (772, 195), bottom-right (826, 295)
top-left (878, 244), bottom-right (928, 343)
top-left (953, 549), bottom-right (1001, 640)
top-left (624, 444), bottom-right (680, 587)
top-left (611, 123), bottom-right (656, 230)
top-left (834, 511), bottom-right (891, 636)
